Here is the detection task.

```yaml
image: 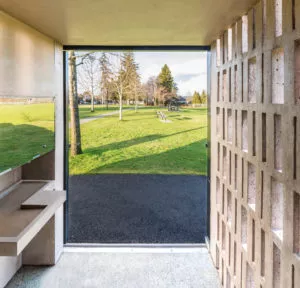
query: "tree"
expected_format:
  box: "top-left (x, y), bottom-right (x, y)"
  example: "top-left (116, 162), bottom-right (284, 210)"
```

top-left (68, 50), bottom-right (82, 156)
top-left (200, 90), bottom-right (208, 104)
top-left (192, 91), bottom-right (201, 104)
top-left (158, 64), bottom-right (174, 92)
top-left (129, 61), bottom-right (142, 112)
top-left (99, 52), bottom-right (112, 110)
top-left (77, 53), bottom-right (100, 112)
top-left (109, 52), bottom-right (137, 120)
top-left (144, 76), bottom-right (158, 105)
top-left (157, 64), bottom-right (177, 105)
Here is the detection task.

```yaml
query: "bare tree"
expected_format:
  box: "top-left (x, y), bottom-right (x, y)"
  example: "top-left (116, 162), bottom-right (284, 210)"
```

top-left (77, 53), bottom-right (100, 112)
top-left (109, 52), bottom-right (137, 120)
top-left (144, 76), bottom-right (158, 105)
top-left (68, 50), bottom-right (82, 156)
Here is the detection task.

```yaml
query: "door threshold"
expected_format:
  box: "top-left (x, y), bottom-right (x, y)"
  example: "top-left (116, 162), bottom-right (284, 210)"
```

top-left (64, 243), bottom-right (207, 253)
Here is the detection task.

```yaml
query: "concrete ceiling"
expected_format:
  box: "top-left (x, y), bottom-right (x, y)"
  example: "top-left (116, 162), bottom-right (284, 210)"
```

top-left (0, 0), bottom-right (257, 46)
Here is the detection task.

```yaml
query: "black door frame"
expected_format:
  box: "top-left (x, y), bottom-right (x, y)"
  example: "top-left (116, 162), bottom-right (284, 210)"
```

top-left (62, 45), bottom-right (211, 244)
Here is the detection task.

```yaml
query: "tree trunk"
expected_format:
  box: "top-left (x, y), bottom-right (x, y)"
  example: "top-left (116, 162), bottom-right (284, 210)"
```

top-left (119, 97), bottom-right (123, 120)
top-left (69, 50), bottom-right (82, 156)
top-left (91, 95), bottom-right (94, 112)
top-left (106, 90), bottom-right (108, 110)
top-left (119, 88), bottom-right (123, 121)
top-left (90, 67), bottom-right (94, 112)
top-left (134, 86), bottom-right (138, 112)
top-left (91, 87), bottom-right (94, 112)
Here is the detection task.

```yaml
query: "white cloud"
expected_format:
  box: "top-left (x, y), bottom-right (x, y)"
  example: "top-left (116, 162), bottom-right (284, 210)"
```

top-left (135, 51), bottom-right (207, 95)
top-left (77, 51), bottom-right (208, 96)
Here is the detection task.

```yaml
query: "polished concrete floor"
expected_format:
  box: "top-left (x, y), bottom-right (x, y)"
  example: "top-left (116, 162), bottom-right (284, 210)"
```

top-left (7, 247), bottom-right (220, 288)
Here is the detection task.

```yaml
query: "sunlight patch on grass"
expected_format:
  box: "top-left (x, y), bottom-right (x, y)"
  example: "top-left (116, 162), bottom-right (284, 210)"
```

top-left (69, 107), bottom-right (207, 175)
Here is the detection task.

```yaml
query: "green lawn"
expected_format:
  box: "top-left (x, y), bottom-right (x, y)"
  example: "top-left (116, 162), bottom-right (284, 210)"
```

top-left (0, 103), bottom-right (207, 175)
top-left (78, 104), bottom-right (130, 119)
top-left (0, 103), bottom-right (133, 172)
top-left (0, 103), bottom-right (55, 172)
top-left (69, 107), bottom-right (207, 175)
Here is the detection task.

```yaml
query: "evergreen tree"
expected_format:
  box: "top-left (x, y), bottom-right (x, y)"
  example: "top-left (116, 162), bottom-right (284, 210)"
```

top-left (119, 52), bottom-right (142, 108)
top-left (120, 52), bottom-right (136, 100)
top-left (99, 52), bottom-right (112, 109)
top-left (131, 62), bottom-right (142, 112)
top-left (200, 90), bottom-right (207, 104)
top-left (157, 64), bottom-right (177, 105)
top-left (192, 91), bottom-right (201, 104)
top-left (158, 64), bottom-right (174, 93)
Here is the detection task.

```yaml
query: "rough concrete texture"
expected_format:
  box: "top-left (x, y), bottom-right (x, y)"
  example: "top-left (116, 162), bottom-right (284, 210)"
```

top-left (68, 175), bottom-right (207, 243)
top-left (248, 57), bottom-right (257, 103)
top-left (247, 162), bottom-right (256, 207)
top-left (295, 40), bottom-right (300, 104)
top-left (209, 0), bottom-right (300, 287)
top-left (227, 109), bottom-right (233, 142)
top-left (6, 248), bottom-right (221, 288)
top-left (272, 48), bottom-right (284, 104)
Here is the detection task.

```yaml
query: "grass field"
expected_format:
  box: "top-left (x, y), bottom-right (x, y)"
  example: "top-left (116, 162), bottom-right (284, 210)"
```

top-left (0, 103), bottom-right (123, 172)
top-left (0, 103), bottom-right (207, 175)
top-left (0, 103), bottom-right (55, 172)
top-left (79, 104), bottom-right (130, 119)
top-left (69, 107), bottom-right (207, 175)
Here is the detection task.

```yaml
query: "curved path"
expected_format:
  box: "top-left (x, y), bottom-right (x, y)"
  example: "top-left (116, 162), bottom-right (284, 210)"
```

top-left (80, 108), bottom-right (133, 124)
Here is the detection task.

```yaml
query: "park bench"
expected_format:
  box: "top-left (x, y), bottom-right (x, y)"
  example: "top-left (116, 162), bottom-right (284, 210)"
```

top-left (156, 111), bottom-right (167, 122)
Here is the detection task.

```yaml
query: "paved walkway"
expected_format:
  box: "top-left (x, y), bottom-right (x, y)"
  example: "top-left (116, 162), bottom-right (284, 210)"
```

top-left (80, 108), bottom-right (133, 124)
top-left (7, 247), bottom-right (220, 288)
top-left (67, 174), bottom-right (207, 243)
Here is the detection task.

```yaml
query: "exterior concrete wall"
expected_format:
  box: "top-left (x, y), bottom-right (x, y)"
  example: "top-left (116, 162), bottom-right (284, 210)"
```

top-left (0, 11), bottom-right (64, 288)
top-left (210, 0), bottom-right (300, 287)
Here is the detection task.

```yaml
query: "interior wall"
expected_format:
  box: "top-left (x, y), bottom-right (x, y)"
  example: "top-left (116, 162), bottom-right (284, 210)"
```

top-left (210, 0), bottom-right (300, 287)
top-left (0, 11), bottom-right (55, 98)
top-left (0, 11), bottom-right (63, 288)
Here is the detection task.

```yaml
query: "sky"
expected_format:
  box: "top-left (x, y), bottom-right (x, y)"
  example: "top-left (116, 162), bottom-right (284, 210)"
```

top-left (135, 51), bottom-right (207, 96)
top-left (77, 51), bottom-right (207, 97)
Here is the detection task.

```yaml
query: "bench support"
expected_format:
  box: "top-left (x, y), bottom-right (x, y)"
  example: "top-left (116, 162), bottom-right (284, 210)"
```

top-left (22, 204), bottom-right (64, 265)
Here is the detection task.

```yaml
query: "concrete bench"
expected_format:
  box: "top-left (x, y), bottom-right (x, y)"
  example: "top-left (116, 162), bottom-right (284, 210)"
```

top-left (0, 180), bottom-right (66, 257)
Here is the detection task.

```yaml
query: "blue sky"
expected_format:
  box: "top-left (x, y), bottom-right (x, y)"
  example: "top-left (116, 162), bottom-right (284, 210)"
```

top-left (77, 51), bottom-right (207, 96)
top-left (135, 51), bottom-right (207, 96)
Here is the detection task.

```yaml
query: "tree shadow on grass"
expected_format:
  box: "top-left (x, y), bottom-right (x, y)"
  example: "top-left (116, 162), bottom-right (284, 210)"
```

top-left (171, 117), bottom-right (193, 121)
top-left (86, 139), bottom-right (208, 175)
top-left (84, 127), bottom-right (205, 156)
top-left (0, 123), bottom-right (54, 172)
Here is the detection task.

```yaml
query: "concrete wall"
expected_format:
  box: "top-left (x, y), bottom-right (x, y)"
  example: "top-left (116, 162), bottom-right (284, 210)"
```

top-left (22, 150), bottom-right (55, 180)
top-left (0, 11), bottom-right (64, 288)
top-left (0, 11), bottom-right (55, 98)
top-left (210, 0), bottom-right (300, 287)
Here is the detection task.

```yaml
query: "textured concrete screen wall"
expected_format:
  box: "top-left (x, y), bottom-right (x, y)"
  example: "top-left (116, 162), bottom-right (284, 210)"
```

top-left (209, 0), bottom-right (300, 287)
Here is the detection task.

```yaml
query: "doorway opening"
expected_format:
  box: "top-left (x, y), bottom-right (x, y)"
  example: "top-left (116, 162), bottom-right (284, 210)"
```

top-left (64, 47), bottom-right (210, 244)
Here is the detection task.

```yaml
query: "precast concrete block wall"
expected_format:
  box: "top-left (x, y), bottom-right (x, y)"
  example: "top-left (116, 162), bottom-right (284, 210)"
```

top-left (209, 0), bottom-right (300, 287)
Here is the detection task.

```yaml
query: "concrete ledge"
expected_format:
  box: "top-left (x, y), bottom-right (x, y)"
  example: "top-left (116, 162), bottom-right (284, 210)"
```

top-left (0, 181), bottom-right (66, 257)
